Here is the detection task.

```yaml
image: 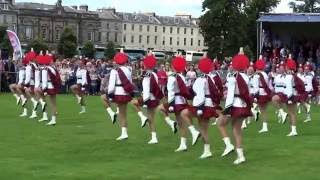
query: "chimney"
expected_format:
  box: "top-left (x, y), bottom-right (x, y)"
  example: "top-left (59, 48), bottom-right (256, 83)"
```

top-left (79, 5), bottom-right (88, 12)
top-left (71, 5), bottom-right (77, 10)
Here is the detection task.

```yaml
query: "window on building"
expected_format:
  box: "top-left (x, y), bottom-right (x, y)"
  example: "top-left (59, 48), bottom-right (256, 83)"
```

top-left (56, 29), bottom-right (62, 40)
top-left (154, 36), bottom-right (158, 45)
top-left (184, 28), bottom-right (187, 34)
top-left (147, 25), bottom-right (150, 32)
top-left (170, 37), bottom-right (172, 45)
top-left (191, 38), bottom-right (193, 46)
top-left (3, 15), bottom-right (7, 24)
top-left (139, 25), bottom-right (142, 32)
top-left (155, 26), bottom-right (157, 32)
top-left (11, 15), bottom-right (15, 23)
top-left (98, 32), bottom-right (102, 42)
top-left (177, 27), bottom-right (180, 34)
top-left (115, 33), bottom-right (118, 42)
top-left (124, 24), bottom-right (127, 31)
top-left (3, 4), bottom-right (8, 10)
top-left (191, 28), bottom-right (194, 35)
top-left (106, 32), bottom-right (109, 42)
top-left (198, 40), bottom-right (201, 46)
top-left (131, 24), bottom-right (134, 31)
top-left (177, 37), bottom-right (179, 46)
top-left (184, 38), bottom-right (186, 46)
top-left (162, 37), bottom-right (165, 45)
top-left (170, 27), bottom-right (173, 34)
top-left (123, 34), bottom-right (126, 43)
top-left (87, 31), bottom-right (93, 41)
top-left (131, 35), bottom-right (134, 43)
top-left (41, 27), bottom-right (46, 40)
top-left (147, 35), bottom-right (150, 44)
top-left (139, 35), bottom-right (142, 43)
top-left (107, 23), bottom-right (109, 29)
top-left (25, 26), bottom-right (33, 40)
top-left (163, 27), bottom-right (165, 33)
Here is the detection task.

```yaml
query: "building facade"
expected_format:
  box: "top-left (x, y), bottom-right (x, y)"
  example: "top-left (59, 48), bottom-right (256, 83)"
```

top-left (0, 0), bottom-right (206, 53)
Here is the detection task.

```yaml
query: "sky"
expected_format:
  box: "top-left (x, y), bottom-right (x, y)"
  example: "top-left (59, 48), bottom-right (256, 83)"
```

top-left (15, 0), bottom-right (294, 17)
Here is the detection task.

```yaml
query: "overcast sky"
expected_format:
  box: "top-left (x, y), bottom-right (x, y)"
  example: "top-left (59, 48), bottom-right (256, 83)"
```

top-left (15, 0), bottom-right (294, 17)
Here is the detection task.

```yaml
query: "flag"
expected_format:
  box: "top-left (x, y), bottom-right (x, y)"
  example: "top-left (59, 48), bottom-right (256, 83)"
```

top-left (6, 30), bottom-right (22, 61)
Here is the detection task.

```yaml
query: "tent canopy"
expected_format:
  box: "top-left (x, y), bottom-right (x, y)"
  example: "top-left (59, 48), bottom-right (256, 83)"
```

top-left (257, 13), bottom-right (320, 23)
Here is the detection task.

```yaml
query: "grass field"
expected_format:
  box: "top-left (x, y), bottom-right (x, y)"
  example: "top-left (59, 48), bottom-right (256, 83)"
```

top-left (0, 93), bottom-right (319, 180)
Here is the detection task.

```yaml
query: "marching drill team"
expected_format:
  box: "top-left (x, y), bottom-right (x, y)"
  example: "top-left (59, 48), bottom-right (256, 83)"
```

top-left (8, 47), bottom-right (319, 165)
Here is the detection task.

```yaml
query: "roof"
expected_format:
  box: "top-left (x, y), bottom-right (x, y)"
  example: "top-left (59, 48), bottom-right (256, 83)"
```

top-left (117, 12), bottom-right (161, 25)
top-left (157, 16), bottom-right (197, 27)
top-left (258, 13), bottom-right (320, 23)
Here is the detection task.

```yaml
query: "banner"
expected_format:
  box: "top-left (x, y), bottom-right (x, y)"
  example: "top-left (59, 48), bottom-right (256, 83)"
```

top-left (6, 30), bottom-right (23, 61)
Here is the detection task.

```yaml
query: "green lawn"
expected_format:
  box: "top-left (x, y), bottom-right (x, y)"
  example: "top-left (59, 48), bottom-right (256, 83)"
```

top-left (0, 93), bottom-right (319, 180)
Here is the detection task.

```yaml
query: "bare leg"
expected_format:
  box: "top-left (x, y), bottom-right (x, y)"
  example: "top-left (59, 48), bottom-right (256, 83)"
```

top-left (218, 112), bottom-right (235, 157)
top-left (46, 95), bottom-right (57, 126)
top-left (157, 103), bottom-right (177, 133)
top-left (131, 99), bottom-right (148, 127)
top-left (198, 118), bottom-right (212, 159)
top-left (232, 118), bottom-right (246, 164)
top-left (258, 104), bottom-right (269, 133)
top-left (147, 108), bottom-right (158, 144)
top-left (181, 108), bottom-right (200, 146)
top-left (287, 103), bottom-right (298, 136)
top-left (116, 103), bottom-right (129, 140)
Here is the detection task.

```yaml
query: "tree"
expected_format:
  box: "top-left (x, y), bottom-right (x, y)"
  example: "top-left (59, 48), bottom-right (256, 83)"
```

top-left (82, 41), bottom-right (96, 59)
top-left (199, 0), bottom-right (280, 60)
top-left (0, 26), bottom-right (13, 58)
top-left (104, 41), bottom-right (117, 60)
top-left (57, 27), bottom-right (78, 58)
top-left (27, 38), bottom-right (48, 54)
top-left (289, 0), bottom-right (320, 13)
top-left (244, 0), bottom-right (280, 58)
top-left (199, 0), bottom-right (248, 59)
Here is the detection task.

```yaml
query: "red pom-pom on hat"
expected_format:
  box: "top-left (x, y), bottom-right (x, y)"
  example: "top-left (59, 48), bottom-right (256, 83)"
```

top-left (286, 59), bottom-right (296, 71)
top-left (255, 59), bottom-right (265, 70)
top-left (114, 49), bottom-right (128, 65)
top-left (232, 47), bottom-right (249, 71)
top-left (304, 62), bottom-right (312, 70)
top-left (143, 54), bottom-right (157, 69)
top-left (198, 57), bottom-right (213, 74)
top-left (171, 56), bottom-right (186, 73)
top-left (24, 48), bottom-right (37, 62)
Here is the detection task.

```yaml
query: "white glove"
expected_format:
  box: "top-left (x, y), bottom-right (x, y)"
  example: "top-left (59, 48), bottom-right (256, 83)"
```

top-left (197, 110), bottom-right (203, 116)
top-left (169, 106), bottom-right (174, 112)
top-left (288, 100), bottom-right (293, 104)
top-left (142, 105), bottom-right (147, 108)
top-left (81, 87), bottom-right (85, 91)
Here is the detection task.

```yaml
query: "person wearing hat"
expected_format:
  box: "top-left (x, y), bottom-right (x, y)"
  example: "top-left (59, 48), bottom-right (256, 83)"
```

top-left (301, 62), bottom-right (317, 122)
top-left (167, 55), bottom-right (200, 152)
top-left (14, 57), bottom-right (28, 116)
top-left (24, 49), bottom-right (40, 119)
top-left (189, 56), bottom-right (219, 159)
top-left (283, 57), bottom-right (302, 136)
top-left (221, 47), bottom-right (252, 165)
top-left (272, 61), bottom-right (289, 124)
top-left (254, 56), bottom-right (272, 133)
top-left (108, 49), bottom-right (134, 141)
top-left (9, 60), bottom-right (24, 106)
top-left (296, 63), bottom-right (304, 114)
top-left (70, 59), bottom-right (89, 114)
top-left (34, 51), bottom-right (50, 122)
top-left (41, 51), bottom-right (61, 126)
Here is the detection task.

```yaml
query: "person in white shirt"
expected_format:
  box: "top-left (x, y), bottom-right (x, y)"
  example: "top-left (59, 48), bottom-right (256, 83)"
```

top-left (301, 63), bottom-right (315, 122)
top-left (221, 48), bottom-right (252, 165)
top-left (186, 65), bottom-right (197, 87)
top-left (167, 56), bottom-right (200, 152)
top-left (189, 57), bottom-right (218, 159)
top-left (70, 60), bottom-right (88, 114)
top-left (107, 51), bottom-right (134, 141)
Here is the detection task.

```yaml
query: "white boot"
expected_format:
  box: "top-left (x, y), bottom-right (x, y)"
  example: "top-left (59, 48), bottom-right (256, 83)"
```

top-left (116, 127), bottom-right (128, 141)
top-left (21, 95), bottom-right (27, 107)
top-left (39, 112), bottom-right (49, 122)
top-left (233, 148), bottom-right (246, 165)
top-left (39, 98), bottom-right (46, 112)
top-left (297, 103), bottom-right (301, 114)
top-left (211, 119), bottom-right (217, 126)
top-left (29, 110), bottom-right (38, 119)
top-left (188, 125), bottom-right (200, 146)
top-left (279, 109), bottom-right (288, 124)
top-left (76, 95), bottom-right (82, 104)
top-left (221, 137), bottom-right (235, 157)
top-left (79, 106), bottom-right (86, 114)
top-left (148, 132), bottom-right (158, 144)
top-left (305, 103), bottom-right (311, 114)
top-left (287, 126), bottom-right (298, 137)
top-left (241, 120), bottom-right (247, 129)
top-left (19, 108), bottom-right (28, 117)
top-left (46, 116), bottom-right (56, 126)
top-left (116, 107), bottom-right (119, 114)
top-left (138, 111), bottom-right (148, 128)
top-left (175, 137), bottom-right (187, 152)
top-left (259, 122), bottom-right (268, 133)
top-left (14, 94), bottom-right (21, 105)
top-left (165, 117), bottom-right (177, 133)
top-left (304, 114), bottom-right (312, 123)
top-left (199, 144), bottom-right (212, 159)
top-left (106, 107), bottom-right (117, 124)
